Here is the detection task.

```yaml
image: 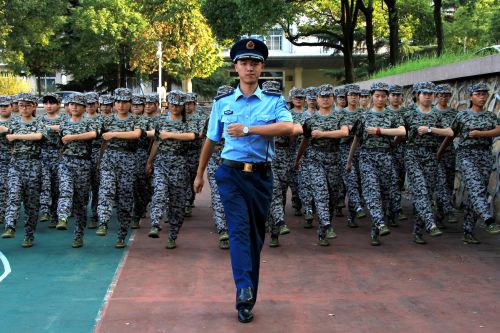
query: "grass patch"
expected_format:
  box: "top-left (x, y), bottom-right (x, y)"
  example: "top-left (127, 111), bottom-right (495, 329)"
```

top-left (370, 52), bottom-right (483, 79)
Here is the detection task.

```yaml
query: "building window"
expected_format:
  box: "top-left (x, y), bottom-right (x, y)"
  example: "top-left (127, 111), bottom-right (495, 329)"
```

top-left (267, 28), bottom-right (283, 51)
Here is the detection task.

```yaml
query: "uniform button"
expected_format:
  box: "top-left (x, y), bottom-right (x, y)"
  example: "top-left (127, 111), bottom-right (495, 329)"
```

top-left (246, 116), bottom-right (249, 118)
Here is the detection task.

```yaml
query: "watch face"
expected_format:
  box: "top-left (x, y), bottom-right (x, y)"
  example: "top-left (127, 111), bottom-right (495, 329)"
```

top-left (243, 126), bottom-right (249, 134)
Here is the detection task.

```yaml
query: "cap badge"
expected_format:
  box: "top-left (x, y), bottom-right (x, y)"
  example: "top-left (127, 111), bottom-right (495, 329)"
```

top-left (246, 41), bottom-right (255, 49)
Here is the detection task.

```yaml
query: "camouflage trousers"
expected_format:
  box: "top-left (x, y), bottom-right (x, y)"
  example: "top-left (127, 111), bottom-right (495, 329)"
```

top-left (435, 148), bottom-right (456, 217)
top-left (4, 157), bottom-right (42, 239)
top-left (393, 143), bottom-right (406, 190)
top-left (405, 147), bottom-right (438, 236)
top-left (358, 149), bottom-right (399, 237)
top-left (150, 152), bottom-right (188, 240)
top-left (90, 146), bottom-right (101, 221)
top-left (185, 149), bottom-right (201, 208)
top-left (0, 152), bottom-right (10, 223)
top-left (289, 146), bottom-right (301, 209)
top-left (268, 148), bottom-right (290, 235)
top-left (297, 149), bottom-right (315, 215)
top-left (133, 148), bottom-right (151, 223)
top-left (207, 151), bottom-right (227, 233)
top-left (305, 148), bottom-right (341, 237)
top-left (340, 143), bottom-right (362, 217)
top-left (57, 156), bottom-right (91, 238)
top-left (98, 149), bottom-right (136, 240)
top-left (457, 148), bottom-right (494, 235)
top-left (39, 148), bottom-right (61, 222)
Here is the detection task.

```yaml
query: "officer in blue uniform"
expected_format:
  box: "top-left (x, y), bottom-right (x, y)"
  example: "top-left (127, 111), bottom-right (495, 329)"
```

top-left (193, 38), bottom-right (293, 323)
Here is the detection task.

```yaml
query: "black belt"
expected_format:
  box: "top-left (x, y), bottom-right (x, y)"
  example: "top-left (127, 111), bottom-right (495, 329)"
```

top-left (63, 154), bottom-right (91, 161)
top-left (275, 142), bottom-right (290, 148)
top-left (221, 158), bottom-right (271, 173)
top-left (361, 147), bottom-right (390, 153)
top-left (312, 146), bottom-right (339, 152)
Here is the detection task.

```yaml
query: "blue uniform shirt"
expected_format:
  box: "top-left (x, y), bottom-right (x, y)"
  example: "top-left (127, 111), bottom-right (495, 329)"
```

top-left (206, 86), bottom-right (292, 163)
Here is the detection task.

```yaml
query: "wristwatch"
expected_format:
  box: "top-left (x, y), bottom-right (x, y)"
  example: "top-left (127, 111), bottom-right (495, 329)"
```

top-left (427, 127), bottom-right (432, 134)
top-left (243, 126), bottom-right (250, 135)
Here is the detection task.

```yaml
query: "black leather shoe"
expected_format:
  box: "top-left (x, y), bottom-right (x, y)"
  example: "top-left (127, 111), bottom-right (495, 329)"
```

top-left (238, 308), bottom-right (254, 323)
top-left (236, 287), bottom-right (254, 307)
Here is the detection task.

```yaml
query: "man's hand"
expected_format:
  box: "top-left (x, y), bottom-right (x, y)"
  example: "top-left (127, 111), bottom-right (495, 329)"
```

top-left (194, 174), bottom-right (204, 193)
top-left (5, 134), bottom-right (14, 142)
top-left (227, 123), bottom-right (245, 137)
top-left (102, 132), bottom-right (114, 141)
top-left (61, 134), bottom-right (74, 144)
top-left (311, 130), bottom-right (323, 138)
top-left (417, 126), bottom-right (430, 136)
top-left (366, 127), bottom-right (377, 135)
top-left (145, 160), bottom-right (153, 177)
top-left (0, 125), bottom-right (8, 134)
top-left (469, 130), bottom-right (480, 138)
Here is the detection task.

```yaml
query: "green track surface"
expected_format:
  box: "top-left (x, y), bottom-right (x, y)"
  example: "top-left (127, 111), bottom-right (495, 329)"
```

top-left (0, 210), bottom-right (130, 333)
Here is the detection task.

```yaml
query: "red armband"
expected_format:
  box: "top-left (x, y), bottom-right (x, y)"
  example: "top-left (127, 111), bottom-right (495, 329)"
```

top-left (376, 128), bottom-right (381, 136)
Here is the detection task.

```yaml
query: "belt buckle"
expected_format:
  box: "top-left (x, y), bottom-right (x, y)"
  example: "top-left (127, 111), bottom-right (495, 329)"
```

top-left (243, 162), bottom-right (253, 173)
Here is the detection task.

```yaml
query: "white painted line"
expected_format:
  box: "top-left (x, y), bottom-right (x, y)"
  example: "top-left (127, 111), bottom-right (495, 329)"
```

top-left (0, 251), bottom-right (12, 283)
top-left (93, 230), bottom-right (136, 332)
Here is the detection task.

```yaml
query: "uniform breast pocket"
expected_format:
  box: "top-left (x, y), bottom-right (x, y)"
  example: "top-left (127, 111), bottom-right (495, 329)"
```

top-left (255, 115), bottom-right (276, 125)
top-left (221, 115), bottom-right (237, 124)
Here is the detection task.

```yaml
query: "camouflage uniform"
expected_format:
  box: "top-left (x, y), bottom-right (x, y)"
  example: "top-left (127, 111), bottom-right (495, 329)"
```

top-left (185, 94), bottom-right (206, 213)
top-left (150, 112), bottom-right (193, 242)
top-left (98, 102), bottom-right (145, 241)
top-left (288, 88), bottom-right (306, 213)
top-left (4, 101), bottom-right (46, 241)
top-left (39, 110), bottom-right (65, 224)
top-left (297, 87), bottom-right (318, 222)
top-left (354, 86), bottom-right (403, 239)
top-left (340, 85), bottom-right (364, 223)
top-left (302, 89), bottom-right (347, 240)
top-left (450, 86), bottom-right (500, 236)
top-left (88, 114), bottom-right (104, 224)
top-left (0, 97), bottom-right (13, 224)
top-left (402, 100), bottom-right (444, 237)
top-left (433, 84), bottom-right (457, 219)
top-left (58, 107), bottom-right (97, 239)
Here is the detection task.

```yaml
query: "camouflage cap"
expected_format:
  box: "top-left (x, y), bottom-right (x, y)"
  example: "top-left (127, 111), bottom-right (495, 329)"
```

top-left (16, 92), bottom-right (38, 104)
top-left (388, 84), bottom-right (404, 94)
top-left (334, 87), bottom-right (347, 97)
top-left (318, 84), bottom-right (335, 96)
top-left (131, 94), bottom-right (145, 105)
top-left (435, 84), bottom-right (452, 94)
top-left (67, 93), bottom-right (87, 106)
top-left (99, 94), bottom-right (114, 105)
top-left (345, 84), bottom-right (361, 95)
top-left (167, 90), bottom-right (186, 105)
top-left (216, 85), bottom-right (234, 97)
top-left (0, 95), bottom-right (12, 106)
top-left (10, 95), bottom-right (18, 103)
top-left (289, 88), bottom-right (306, 98)
top-left (262, 80), bottom-right (281, 93)
top-left (416, 81), bottom-right (435, 93)
top-left (411, 82), bottom-right (423, 93)
top-left (185, 92), bottom-right (198, 103)
top-left (145, 93), bottom-right (159, 104)
top-left (305, 87), bottom-right (318, 100)
top-left (41, 92), bottom-right (62, 104)
top-left (113, 88), bottom-right (133, 101)
top-left (359, 89), bottom-right (370, 96)
top-left (467, 82), bottom-right (489, 95)
top-left (370, 82), bottom-right (389, 93)
top-left (84, 92), bottom-right (99, 104)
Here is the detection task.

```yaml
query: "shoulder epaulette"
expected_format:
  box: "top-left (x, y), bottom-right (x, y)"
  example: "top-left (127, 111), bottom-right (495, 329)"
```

top-left (262, 90), bottom-right (282, 97)
top-left (214, 90), bottom-right (235, 101)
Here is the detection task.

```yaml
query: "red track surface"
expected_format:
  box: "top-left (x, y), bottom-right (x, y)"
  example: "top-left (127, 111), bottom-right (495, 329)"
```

top-left (95, 188), bottom-right (500, 333)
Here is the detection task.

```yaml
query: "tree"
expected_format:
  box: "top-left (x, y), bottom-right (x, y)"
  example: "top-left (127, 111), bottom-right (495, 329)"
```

top-left (358, 0), bottom-right (376, 75)
top-left (382, 0), bottom-right (399, 66)
top-left (433, 0), bottom-right (444, 56)
top-left (0, 0), bottom-right (67, 95)
top-left (62, 0), bottom-right (147, 89)
top-left (201, 0), bottom-right (242, 47)
top-left (130, 0), bottom-right (223, 86)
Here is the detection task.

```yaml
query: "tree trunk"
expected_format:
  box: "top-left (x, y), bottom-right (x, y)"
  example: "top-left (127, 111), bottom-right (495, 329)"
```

top-left (384, 0), bottom-right (399, 66)
top-left (359, 0), bottom-right (375, 75)
top-left (434, 0), bottom-right (444, 56)
top-left (36, 75), bottom-right (42, 96)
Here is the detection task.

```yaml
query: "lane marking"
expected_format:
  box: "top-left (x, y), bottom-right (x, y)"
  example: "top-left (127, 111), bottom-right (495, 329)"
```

top-left (93, 231), bottom-right (136, 332)
top-left (0, 251), bottom-right (12, 283)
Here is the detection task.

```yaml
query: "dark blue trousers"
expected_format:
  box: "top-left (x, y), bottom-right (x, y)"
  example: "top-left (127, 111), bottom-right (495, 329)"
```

top-left (215, 164), bottom-right (273, 308)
